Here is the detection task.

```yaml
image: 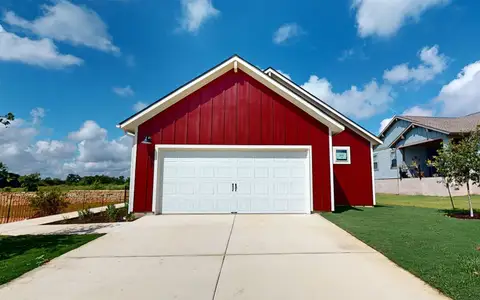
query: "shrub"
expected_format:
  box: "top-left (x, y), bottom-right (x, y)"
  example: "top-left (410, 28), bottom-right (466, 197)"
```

top-left (105, 204), bottom-right (119, 222)
top-left (2, 187), bottom-right (11, 192)
top-left (91, 180), bottom-right (104, 190)
top-left (20, 173), bottom-right (41, 192)
top-left (78, 208), bottom-right (94, 220)
top-left (29, 189), bottom-right (69, 216)
top-left (125, 212), bottom-right (136, 222)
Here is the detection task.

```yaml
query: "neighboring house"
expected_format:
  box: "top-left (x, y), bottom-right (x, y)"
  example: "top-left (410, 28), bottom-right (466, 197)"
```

top-left (374, 112), bottom-right (480, 180)
top-left (118, 55), bottom-right (382, 214)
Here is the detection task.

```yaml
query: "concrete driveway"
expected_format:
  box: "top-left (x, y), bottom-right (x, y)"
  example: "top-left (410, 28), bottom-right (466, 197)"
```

top-left (0, 214), bottom-right (447, 300)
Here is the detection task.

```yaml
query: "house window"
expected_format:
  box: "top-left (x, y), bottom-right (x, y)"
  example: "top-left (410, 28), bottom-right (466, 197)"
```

top-left (333, 146), bottom-right (351, 164)
top-left (390, 150), bottom-right (397, 169)
top-left (373, 154), bottom-right (378, 171)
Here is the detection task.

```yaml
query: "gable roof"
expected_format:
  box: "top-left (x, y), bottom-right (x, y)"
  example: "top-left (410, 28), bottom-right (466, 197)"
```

top-left (117, 55), bottom-right (344, 135)
top-left (380, 112), bottom-right (480, 138)
top-left (263, 68), bottom-right (383, 145)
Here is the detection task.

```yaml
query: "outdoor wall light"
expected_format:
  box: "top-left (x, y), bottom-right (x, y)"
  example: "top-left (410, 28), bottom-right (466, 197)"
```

top-left (141, 136), bottom-right (152, 144)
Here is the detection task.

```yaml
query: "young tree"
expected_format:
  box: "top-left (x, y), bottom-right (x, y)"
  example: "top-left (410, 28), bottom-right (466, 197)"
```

top-left (428, 142), bottom-right (456, 209)
top-left (450, 131), bottom-right (480, 217)
top-left (65, 174), bottom-right (81, 185)
top-left (19, 173), bottom-right (41, 192)
top-left (0, 112), bottom-right (14, 127)
top-left (0, 162), bottom-right (9, 188)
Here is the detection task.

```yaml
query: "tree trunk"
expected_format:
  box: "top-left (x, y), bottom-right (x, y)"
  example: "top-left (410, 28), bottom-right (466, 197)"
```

top-left (446, 183), bottom-right (455, 210)
top-left (466, 181), bottom-right (474, 218)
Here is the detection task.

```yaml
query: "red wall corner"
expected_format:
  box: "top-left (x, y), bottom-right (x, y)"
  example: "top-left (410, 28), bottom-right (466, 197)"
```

top-left (332, 128), bottom-right (374, 207)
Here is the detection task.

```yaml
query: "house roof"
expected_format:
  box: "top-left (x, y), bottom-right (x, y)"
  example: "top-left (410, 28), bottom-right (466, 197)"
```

top-left (117, 55), bottom-right (345, 135)
top-left (263, 68), bottom-right (382, 145)
top-left (401, 113), bottom-right (480, 134)
top-left (379, 112), bottom-right (480, 138)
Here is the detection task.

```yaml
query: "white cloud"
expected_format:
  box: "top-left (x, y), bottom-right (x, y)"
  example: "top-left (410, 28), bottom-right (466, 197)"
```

top-left (179, 0), bottom-right (220, 33)
top-left (0, 113), bottom-right (132, 177)
top-left (352, 0), bottom-right (450, 38)
top-left (378, 118), bottom-right (393, 133)
top-left (378, 105), bottom-right (434, 133)
top-left (0, 25), bottom-right (83, 68)
top-left (301, 76), bottom-right (394, 119)
top-left (30, 108), bottom-right (46, 125)
top-left (402, 105), bottom-right (434, 116)
top-left (273, 23), bottom-right (302, 44)
top-left (338, 48), bottom-right (355, 61)
top-left (384, 45), bottom-right (447, 84)
top-left (276, 70), bottom-right (291, 80)
top-left (436, 61), bottom-right (480, 116)
top-left (68, 120), bottom-right (107, 141)
top-left (4, 0), bottom-right (119, 53)
top-left (113, 85), bottom-right (134, 97)
top-left (133, 101), bottom-right (147, 112)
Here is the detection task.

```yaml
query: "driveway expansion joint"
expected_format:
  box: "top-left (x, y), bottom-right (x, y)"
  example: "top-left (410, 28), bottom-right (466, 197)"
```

top-left (212, 214), bottom-right (236, 300)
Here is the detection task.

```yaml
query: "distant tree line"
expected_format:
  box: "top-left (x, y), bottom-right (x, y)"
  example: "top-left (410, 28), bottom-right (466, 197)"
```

top-left (0, 163), bottom-right (129, 192)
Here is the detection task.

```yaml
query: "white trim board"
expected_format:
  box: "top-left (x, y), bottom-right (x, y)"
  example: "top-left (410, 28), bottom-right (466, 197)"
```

top-left (264, 67), bottom-right (382, 146)
top-left (118, 56), bottom-right (345, 135)
top-left (127, 128), bottom-right (138, 213)
top-left (328, 129), bottom-right (335, 212)
top-left (370, 142), bottom-right (377, 206)
top-left (151, 145), bottom-right (314, 214)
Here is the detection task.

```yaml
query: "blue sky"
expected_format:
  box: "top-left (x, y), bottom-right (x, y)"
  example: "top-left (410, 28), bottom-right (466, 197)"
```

top-left (1, 0), bottom-right (480, 177)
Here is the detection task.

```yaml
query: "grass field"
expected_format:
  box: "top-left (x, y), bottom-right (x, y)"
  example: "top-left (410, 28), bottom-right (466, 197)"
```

top-left (0, 235), bottom-right (101, 285)
top-left (323, 204), bottom-right (480, 300)
top-left (376, 193), bottom-right (480, 210)
top-left (5, 184), bottom-right (126, 192)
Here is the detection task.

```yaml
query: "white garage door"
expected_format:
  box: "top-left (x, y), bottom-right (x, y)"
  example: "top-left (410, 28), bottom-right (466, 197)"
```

top-left (155, 149), bottom-right (310, 214)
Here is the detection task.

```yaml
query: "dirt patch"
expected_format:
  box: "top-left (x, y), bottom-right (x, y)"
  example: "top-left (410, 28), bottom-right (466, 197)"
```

top-left (446, 212), bottom-right (480, 220)
top-left (46, 207), bottom-right (136, 225)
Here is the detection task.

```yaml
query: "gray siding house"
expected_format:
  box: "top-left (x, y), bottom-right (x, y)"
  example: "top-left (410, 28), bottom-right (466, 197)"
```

top-left (374, 112), bottom-right (480, 180)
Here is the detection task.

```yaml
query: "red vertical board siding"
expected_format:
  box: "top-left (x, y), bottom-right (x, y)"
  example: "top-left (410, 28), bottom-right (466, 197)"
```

top-left (223, 74), bottom-right (237, 144)
top-left (272, 90), bottom-right (286, 145)
top-left (333, 128), bottom-right (373, 206)
top-left (260, 89), bottom-right (274, 144)
top-left (248, 78), bottom-right (262, 145)
top-left (309, 120), bottom-right (331, 211)
top-left (284, 101), bottom-right (298, 145)
top-left (174, 100), bottom-right (188, 144)
top-left (236, 76), bottom-right (249, 144)
top-left (211, 85), bottom-right (225, 144)
top-left (186, 94), bottom-right (201, 144)
top-left (199, 89), bottom-right (213, 144)
top-left (133, 143), bottom-right (148, 211)
top-left (135, 70), bottom-right (336, 212)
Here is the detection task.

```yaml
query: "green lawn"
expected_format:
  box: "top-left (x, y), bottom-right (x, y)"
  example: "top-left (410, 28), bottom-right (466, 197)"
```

top-left (323, 205), bottom-right (480, 300)
top-left (377, 193), bottom-right (480, 210)
top-left (0, 234), bottom-right (101, 285)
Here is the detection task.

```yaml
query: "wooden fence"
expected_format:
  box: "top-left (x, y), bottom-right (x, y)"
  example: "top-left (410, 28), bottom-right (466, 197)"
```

top-left (0, 188), bottom-right (128, 224)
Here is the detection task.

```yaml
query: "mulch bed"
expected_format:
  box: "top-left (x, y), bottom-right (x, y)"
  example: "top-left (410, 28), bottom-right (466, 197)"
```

top-left (46, 207), bottom-right (133, 225)
top-left (446, 212), bottom-right (480, 220)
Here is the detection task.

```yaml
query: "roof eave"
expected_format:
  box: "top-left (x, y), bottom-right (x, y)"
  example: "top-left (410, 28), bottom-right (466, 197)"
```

top-left (118, 55), bottom-right (345, 135)
top-left (264, 68), bottom-right (383, 145)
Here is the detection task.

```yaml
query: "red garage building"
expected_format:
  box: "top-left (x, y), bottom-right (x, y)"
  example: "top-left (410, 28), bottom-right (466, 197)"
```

top-left (118, 55), bottom-right (382, 214)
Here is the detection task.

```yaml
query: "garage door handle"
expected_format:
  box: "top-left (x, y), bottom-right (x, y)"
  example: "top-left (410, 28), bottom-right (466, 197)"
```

top-left (235, 183), bottom-right (237, 192)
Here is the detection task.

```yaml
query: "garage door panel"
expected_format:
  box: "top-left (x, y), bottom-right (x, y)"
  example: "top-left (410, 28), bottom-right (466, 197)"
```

top-left (158, 149), bottom-right (310, 214)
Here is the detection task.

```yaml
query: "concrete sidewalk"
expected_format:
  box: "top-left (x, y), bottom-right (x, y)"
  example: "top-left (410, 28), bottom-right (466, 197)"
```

top-left (0, 203), bottom-right (126, 236)
top-left (0, 214), bottom-right (449, 300)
